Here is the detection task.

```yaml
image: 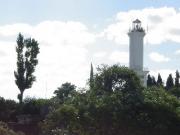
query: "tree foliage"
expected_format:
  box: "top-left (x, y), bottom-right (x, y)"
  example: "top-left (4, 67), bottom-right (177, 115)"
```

top-left (53, 82), bottom-right (76, 104)
top-left (14, 33), bottom-right (40, 103)
top-left (157, 73), bottom-right (163, 86)
top-left (169, 87), bottom-right (180, 98)
top-left (0, 121), bottom-right (24, 135)
top-left (89, 63), bottom-right (94, 89)
top-left (147, 74), bottom-right (153, 87)
top-left (151, 76), bottom-right (156, 86)
top-left (0, 97), bottom-right (18, 122)
top-left (147, 74), bottom-right (157, 87)
top-left (166, 74), bottom-right (174, 90)
top-left (175, 70), bottom-right (180, 87)
top-left (142, 87), bottom-right (180, 133)
top-left (38, 65), bottom-right (180, 135)
top-left (41, 65), bottom-right (152, 135)
top-left (94, 64), bottom-right (142, 93)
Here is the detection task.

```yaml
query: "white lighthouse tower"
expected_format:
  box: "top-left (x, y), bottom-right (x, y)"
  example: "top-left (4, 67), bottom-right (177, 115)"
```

top-left (128, 19), bottom-right (148, 86)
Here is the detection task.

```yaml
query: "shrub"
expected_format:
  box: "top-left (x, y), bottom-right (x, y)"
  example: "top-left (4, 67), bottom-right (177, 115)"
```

top-left (0, 121), bottom-right (24, 135)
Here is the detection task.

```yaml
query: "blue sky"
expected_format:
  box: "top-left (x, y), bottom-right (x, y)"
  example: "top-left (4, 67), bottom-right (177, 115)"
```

top-left (0, 0), bottom-right (179, 25)
top-left (0, 0), bottom-right (180, 99)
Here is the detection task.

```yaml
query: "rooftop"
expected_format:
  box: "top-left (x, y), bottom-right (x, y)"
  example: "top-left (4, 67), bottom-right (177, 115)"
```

top-left (133, 19), bottom-right (141, 23)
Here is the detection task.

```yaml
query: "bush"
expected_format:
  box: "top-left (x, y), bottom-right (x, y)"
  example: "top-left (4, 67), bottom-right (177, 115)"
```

top-left (0, 121), bottom-right (24, 135)
top-left (20, 98), bottom-right (51, 118)
top-left (139, 87), bottom-right (180, 134)
top-left (0, 97), bottom-right (18, 122)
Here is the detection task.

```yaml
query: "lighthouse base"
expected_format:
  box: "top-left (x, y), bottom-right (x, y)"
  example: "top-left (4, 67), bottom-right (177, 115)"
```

top-left (134, 70), bottom-right (149, 87)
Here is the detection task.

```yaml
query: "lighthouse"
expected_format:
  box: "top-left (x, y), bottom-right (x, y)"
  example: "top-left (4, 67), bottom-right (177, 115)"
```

top-left (128, 19), bottom-right (148, 86)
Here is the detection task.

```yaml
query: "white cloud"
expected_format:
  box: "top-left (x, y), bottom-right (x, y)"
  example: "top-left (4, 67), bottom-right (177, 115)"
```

top-left (103, 7), bottom-right (180, 45)
top-left (93, 52), bottom-right (107, 58)
top-left (109, 51), bottom-right (129, 64)
top-left (33, 21), bottom-right (96, 47)
top-left (149, 52), bottom-right (170, 62)
top-left (0, 24), bottom-right (32, 37)
top-left (175, 50), bottom-right (180, 55)
top-left (0, 21), bottom-right (96, 100)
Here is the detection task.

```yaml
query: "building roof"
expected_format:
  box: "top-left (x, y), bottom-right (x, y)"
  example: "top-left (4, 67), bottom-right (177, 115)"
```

top-left (133, 19), bottom-right (141, 23)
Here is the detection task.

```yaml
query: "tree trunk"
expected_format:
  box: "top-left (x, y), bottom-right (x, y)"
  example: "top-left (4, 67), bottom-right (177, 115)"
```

top-left (18, 90), bottom-right (24, 104)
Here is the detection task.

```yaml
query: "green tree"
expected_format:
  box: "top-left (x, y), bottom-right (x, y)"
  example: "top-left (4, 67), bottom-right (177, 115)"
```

top-left (147, 74), bottom-right (153, 87)
top-left (168, 71), bottom-right (180, 98)
top-left (89, 63), bottom-right (94, 89)
top-left (166, 74), bottom-right (174, 90)
top-left (21, 97), bottom-right (51, 117)
top-left (0, 121), bottom-right (24, 135)
top-left (53, 82), bottom-right (76, 104)
top-left (157, 73), bottom-right (163, 86)
top-left (169, 87), bottom-right (180, 98)
top-left (175, 70), bottom-right (180, 87)
top-left (94, 64), bottom-right (142, 92)
top-left (142, 87), bottom-right (180, 134)
top-left (14, 33), bottom-right (40, 104)
top-left (147, 75), bottom-right (157, 87)
top-left (41, 65), bottom-right (144, 135)
top-left (40, 65), bottom-right (180, 135)
top-left (152, 76), bottom-right (156, 86)
top-left (0, 97), bottom-right (18, 122)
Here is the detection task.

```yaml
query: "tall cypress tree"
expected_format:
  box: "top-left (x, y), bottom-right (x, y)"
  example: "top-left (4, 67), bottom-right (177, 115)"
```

top-left (166, 74), bottom-right (174, 90)
top-left (157, 73), bottom-right (163, 86)
top-left (147, 74), bottom-right (152, 87)
top-left (152, 76), bottom-right (157, 86)
top-left (90, 63), bottom-right (94, 89)
top-left (175, 70), bottom-right (180, 87)
top-left (14, 33), bottom-right (40, 103)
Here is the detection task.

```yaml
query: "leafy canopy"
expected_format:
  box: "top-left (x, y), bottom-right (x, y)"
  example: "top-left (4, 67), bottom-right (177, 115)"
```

top-left (14, 33), bottom-right (39, 103)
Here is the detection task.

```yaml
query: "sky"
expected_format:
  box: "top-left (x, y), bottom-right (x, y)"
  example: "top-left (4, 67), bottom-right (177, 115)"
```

top-left (0, 0), bottom-right (180, 100)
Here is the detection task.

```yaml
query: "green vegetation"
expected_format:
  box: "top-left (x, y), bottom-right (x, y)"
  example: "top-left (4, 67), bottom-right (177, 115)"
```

top-left (14, 33), bottom-right (40, 104)
top-left (175, 70), bottom-right (180, 87)
top-left (0, 121), bottom-right (24, 135)
top-left (89, 63), bottom-right (94, 89)
top-left (166, 74), bottom-right (174, 90)
top-left (157, 73), bottom-right (163, 86)
top-left (1, 63), bottom-right (180, 135)
top-left (0, 97), bottom-right (18, 122)
top-left (39, 65), bottom-right (180, 135)
top-left (53, 82), bottom-right (76, 104)
top-left (0, 33), bottom-right (179, 135)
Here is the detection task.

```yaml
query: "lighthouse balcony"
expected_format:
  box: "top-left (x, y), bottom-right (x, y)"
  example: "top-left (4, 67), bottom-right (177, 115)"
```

top-left (129, 27), bottom-right (145, 33)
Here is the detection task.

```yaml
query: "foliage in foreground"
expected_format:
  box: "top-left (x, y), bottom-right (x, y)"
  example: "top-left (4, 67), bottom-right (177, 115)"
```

top-left (0, 97), bottom-right (18, 122)
top-left (0, 121), bottom-right (24, 135)
top-left (40, 65), bottom-right (180, 135)
top-left (0, 97), bottom-right (51, 124)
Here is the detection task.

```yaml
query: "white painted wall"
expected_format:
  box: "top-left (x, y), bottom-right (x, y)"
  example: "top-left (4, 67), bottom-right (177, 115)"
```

top-left (128, 31), bottom-right (145, 71)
